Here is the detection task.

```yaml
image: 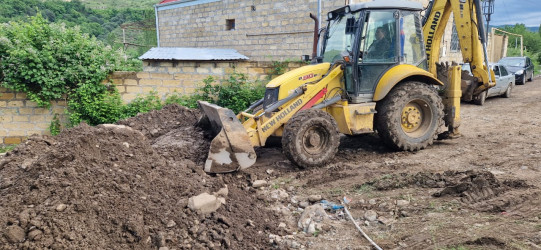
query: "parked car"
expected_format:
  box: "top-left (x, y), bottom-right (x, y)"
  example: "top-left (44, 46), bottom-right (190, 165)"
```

top-left (462, 63), bottom-right (515, 105)
top-left (498, 56), bottom-right (534, 85)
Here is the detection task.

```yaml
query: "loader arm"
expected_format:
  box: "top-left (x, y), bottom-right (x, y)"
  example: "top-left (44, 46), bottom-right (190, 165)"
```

top-left (198, 63), bottom-right (344, 173)
top-left (423, 0), bottom-right (495, 95)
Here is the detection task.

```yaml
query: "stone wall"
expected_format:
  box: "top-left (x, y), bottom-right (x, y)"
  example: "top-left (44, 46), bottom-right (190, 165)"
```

top-left (0, 88), bottom-right (66, 144)
top-left (0, 60), bottom-right (302, 144)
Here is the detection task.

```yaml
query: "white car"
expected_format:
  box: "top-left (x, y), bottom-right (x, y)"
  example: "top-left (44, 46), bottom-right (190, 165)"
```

top-left (463, 63), bottom-right (515, 105)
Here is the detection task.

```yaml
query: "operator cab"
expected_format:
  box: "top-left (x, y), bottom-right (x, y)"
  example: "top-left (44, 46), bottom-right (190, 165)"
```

top-left (320, 0), bottom-right (425, 103)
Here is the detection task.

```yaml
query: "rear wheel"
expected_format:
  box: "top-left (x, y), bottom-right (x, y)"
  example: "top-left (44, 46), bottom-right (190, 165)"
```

top-left (375, 81), bottom-right (443, 151)
top-left (473, 90), bottom-right (487, 105)
top-left (528, 72), bottom-right (533, 82)
top-left (282, 109), bottom-right (340, 168)
top-left (503, 84), bottom-right (512, 98)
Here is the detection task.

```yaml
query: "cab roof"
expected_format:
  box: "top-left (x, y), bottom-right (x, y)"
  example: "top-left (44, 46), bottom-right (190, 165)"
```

top-left (341, 0), bottom-right (424, 13)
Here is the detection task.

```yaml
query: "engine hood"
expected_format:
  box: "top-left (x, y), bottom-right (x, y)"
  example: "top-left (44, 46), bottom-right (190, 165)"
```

top-left (266, 63), bottom-right (331, 88)
top-left (503, 66), bottom-right (523, 74)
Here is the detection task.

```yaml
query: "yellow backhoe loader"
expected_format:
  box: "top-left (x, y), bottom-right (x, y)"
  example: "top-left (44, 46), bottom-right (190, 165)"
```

top-left (198, 0), bottom-right (495, 173)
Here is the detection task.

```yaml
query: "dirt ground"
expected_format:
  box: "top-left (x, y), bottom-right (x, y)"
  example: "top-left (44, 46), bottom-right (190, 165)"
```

top-left (244, 77), bottom-right (541, 249)
top-left (0, 78), bottom-right (540, 249)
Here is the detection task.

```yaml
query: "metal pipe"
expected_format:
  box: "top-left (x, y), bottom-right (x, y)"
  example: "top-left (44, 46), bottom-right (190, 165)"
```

top-left (154, 5), bottom-right (160, 47)
top-left (422, 0), bottom-right (434, 27)
top-left (317, 0), bottom-right (321, 35)
top-left (244, 98), bottom-right (264, 113)
top-left (311, 95), bottom-right (342, 109)
top-left (310, 13), bottom-right (319, 60)
top-left (263, 87), bottom-right (304, 114)
top-left (474, 0), bottom-right (491, 85)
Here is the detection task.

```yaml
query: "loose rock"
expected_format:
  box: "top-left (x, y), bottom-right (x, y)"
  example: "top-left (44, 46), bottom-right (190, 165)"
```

top-left (298, 205), bottom-right (329, 234)
top-left (364, 210), bottom-right (378, 222)
top-left (4, 225), bottom-right (25, 243)
top-left (28, 229), bottom-right (43, 241)
top-left (56, 204), bottom-right (67, 212)
top-left (308, 195), bottom-right (322, 203)
top-left (396, 200), bottom-right (410, 207)
top-left (188, 193), bottom-right (222, 214)
top-left (270, 189), bottom-right (289, 200)
top-left (252, 180), bottom-right (268, 188)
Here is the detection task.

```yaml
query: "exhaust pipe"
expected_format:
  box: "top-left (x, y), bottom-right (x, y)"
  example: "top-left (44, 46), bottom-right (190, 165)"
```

top-left (310, 13), bottom-right (319, 61)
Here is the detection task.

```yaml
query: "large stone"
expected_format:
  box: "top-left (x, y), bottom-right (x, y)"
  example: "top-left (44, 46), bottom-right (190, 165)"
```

top-left (364, 210), bottom-right (378, 222)
top-left (270, 189), bottom-right (289, 200)
top-left (4, 225), bottom-right (25, 243)
top-left (298, 205), bottom-right (329, 234)
top-left (396, 200), bottom-right (410, 207)
top-left (308, 195), bottom-right (322, 203)
top-left (188, 193), bottom-right (222, 214)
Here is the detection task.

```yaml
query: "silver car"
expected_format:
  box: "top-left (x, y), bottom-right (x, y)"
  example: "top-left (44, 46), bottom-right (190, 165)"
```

top-left (463, 63), bottom-right (515, 105)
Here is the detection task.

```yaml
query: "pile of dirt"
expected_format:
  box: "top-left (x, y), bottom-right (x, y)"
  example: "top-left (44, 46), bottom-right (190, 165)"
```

top-left (0, 104), bottom-right (278, 249)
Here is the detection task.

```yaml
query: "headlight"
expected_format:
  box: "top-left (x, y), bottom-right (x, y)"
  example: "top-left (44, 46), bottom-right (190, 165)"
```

top-left (515, 70), bottom-right (524, 75)
top-left (263, 87), bottom-right (280, 111)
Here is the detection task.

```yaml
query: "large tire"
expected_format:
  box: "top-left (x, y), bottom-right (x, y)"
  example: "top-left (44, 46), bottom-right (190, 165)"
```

top-left (375, 81), bottom-right (443, 151)
top-left (473, 90), bottom-right (487, 105)
top-left (503, 84), bottom-right (512, 98)
top-left (282, 109), bottom-right (340, 168)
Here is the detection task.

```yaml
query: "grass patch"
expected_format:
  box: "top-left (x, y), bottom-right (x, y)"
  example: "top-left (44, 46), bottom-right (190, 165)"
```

top-left (0, 145), bottom-right (16, 153)
top-left (354, 183), bottom-right (375, 195)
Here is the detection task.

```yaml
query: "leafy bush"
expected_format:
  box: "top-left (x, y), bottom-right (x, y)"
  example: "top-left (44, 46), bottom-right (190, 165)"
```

top-left (181, 72), bottom-right (265, 113)
top-left (0, 15), bottom-right (138, 126)
top-left (120, 92), bottom-right (163, 118)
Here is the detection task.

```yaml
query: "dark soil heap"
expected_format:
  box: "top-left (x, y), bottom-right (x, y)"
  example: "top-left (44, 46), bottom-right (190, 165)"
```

top-left (0, 104), bottom-right (277, 249)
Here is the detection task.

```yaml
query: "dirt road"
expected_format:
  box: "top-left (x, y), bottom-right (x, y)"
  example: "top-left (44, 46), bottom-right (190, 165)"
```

top-left (244, 77), bottom-right (541, 249)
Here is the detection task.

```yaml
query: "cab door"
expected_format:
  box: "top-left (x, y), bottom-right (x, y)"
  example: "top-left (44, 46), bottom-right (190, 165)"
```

top-left (356, 10), bottom-right (398, 97)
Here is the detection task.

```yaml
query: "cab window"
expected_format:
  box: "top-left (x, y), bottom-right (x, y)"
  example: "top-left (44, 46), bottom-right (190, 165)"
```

top-left (360, 11), bottom-right (396, 63)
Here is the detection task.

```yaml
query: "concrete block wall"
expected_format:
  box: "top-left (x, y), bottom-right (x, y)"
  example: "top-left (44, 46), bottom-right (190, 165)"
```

top-left (156, 0), bottom-right (461, 63)
top-left (110, 60), bottom-right (304, 102)
top-left (0, 87), bottom-right (66, 144)
top-left (157, 0), bottom-right (347, 61)
top-left (0, 60), bottom-right (302, 144)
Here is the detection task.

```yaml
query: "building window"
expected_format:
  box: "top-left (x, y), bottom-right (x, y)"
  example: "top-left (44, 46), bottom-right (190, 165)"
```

top-left (450, 23), bottom-right (460, 52)
top-left (226, 19), bottom-right (235, 31)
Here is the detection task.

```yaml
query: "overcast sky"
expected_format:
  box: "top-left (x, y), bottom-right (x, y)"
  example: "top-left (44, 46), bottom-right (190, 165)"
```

top-left (490, 0), bottom-right (541, 27)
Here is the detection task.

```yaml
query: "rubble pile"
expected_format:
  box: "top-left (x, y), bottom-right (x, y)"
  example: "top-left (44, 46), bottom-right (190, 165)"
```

top-left (0, 104), bottom-right (277, 249)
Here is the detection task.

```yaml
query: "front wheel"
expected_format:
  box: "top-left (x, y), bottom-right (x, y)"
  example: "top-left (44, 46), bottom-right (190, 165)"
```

top-left (503, 84), bottom-right (512, 98)
top-left (473, 90), bottom-right (487, 105)
top-left (282, 109), bottom-right (340, 168)
top-left (375, 81), bottom-right (443, 151)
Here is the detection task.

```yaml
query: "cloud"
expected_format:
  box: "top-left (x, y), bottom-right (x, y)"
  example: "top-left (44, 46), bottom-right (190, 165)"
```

top-left (490, 0), bottom-right (541, 27)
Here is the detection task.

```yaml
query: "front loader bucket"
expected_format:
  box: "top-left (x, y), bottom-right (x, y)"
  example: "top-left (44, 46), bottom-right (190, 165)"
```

top-left (197, 101), bottom-right (257, 173)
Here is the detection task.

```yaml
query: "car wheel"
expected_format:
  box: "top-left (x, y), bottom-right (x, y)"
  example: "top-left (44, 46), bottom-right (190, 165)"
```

top-left (520, 75), bottom-right (526, 85)
top-left (473, 90), bottom-right (487, 105)
top-left (528, 72), bottom-right (533, 82)
top-left (503, 84), bottom-right (512, 98)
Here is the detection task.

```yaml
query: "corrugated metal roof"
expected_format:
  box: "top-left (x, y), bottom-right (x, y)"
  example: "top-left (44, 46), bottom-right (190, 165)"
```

top-left (139, 47), bottom-right (249, 61)
top-left (159, 0), bottom-right (178, 4)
